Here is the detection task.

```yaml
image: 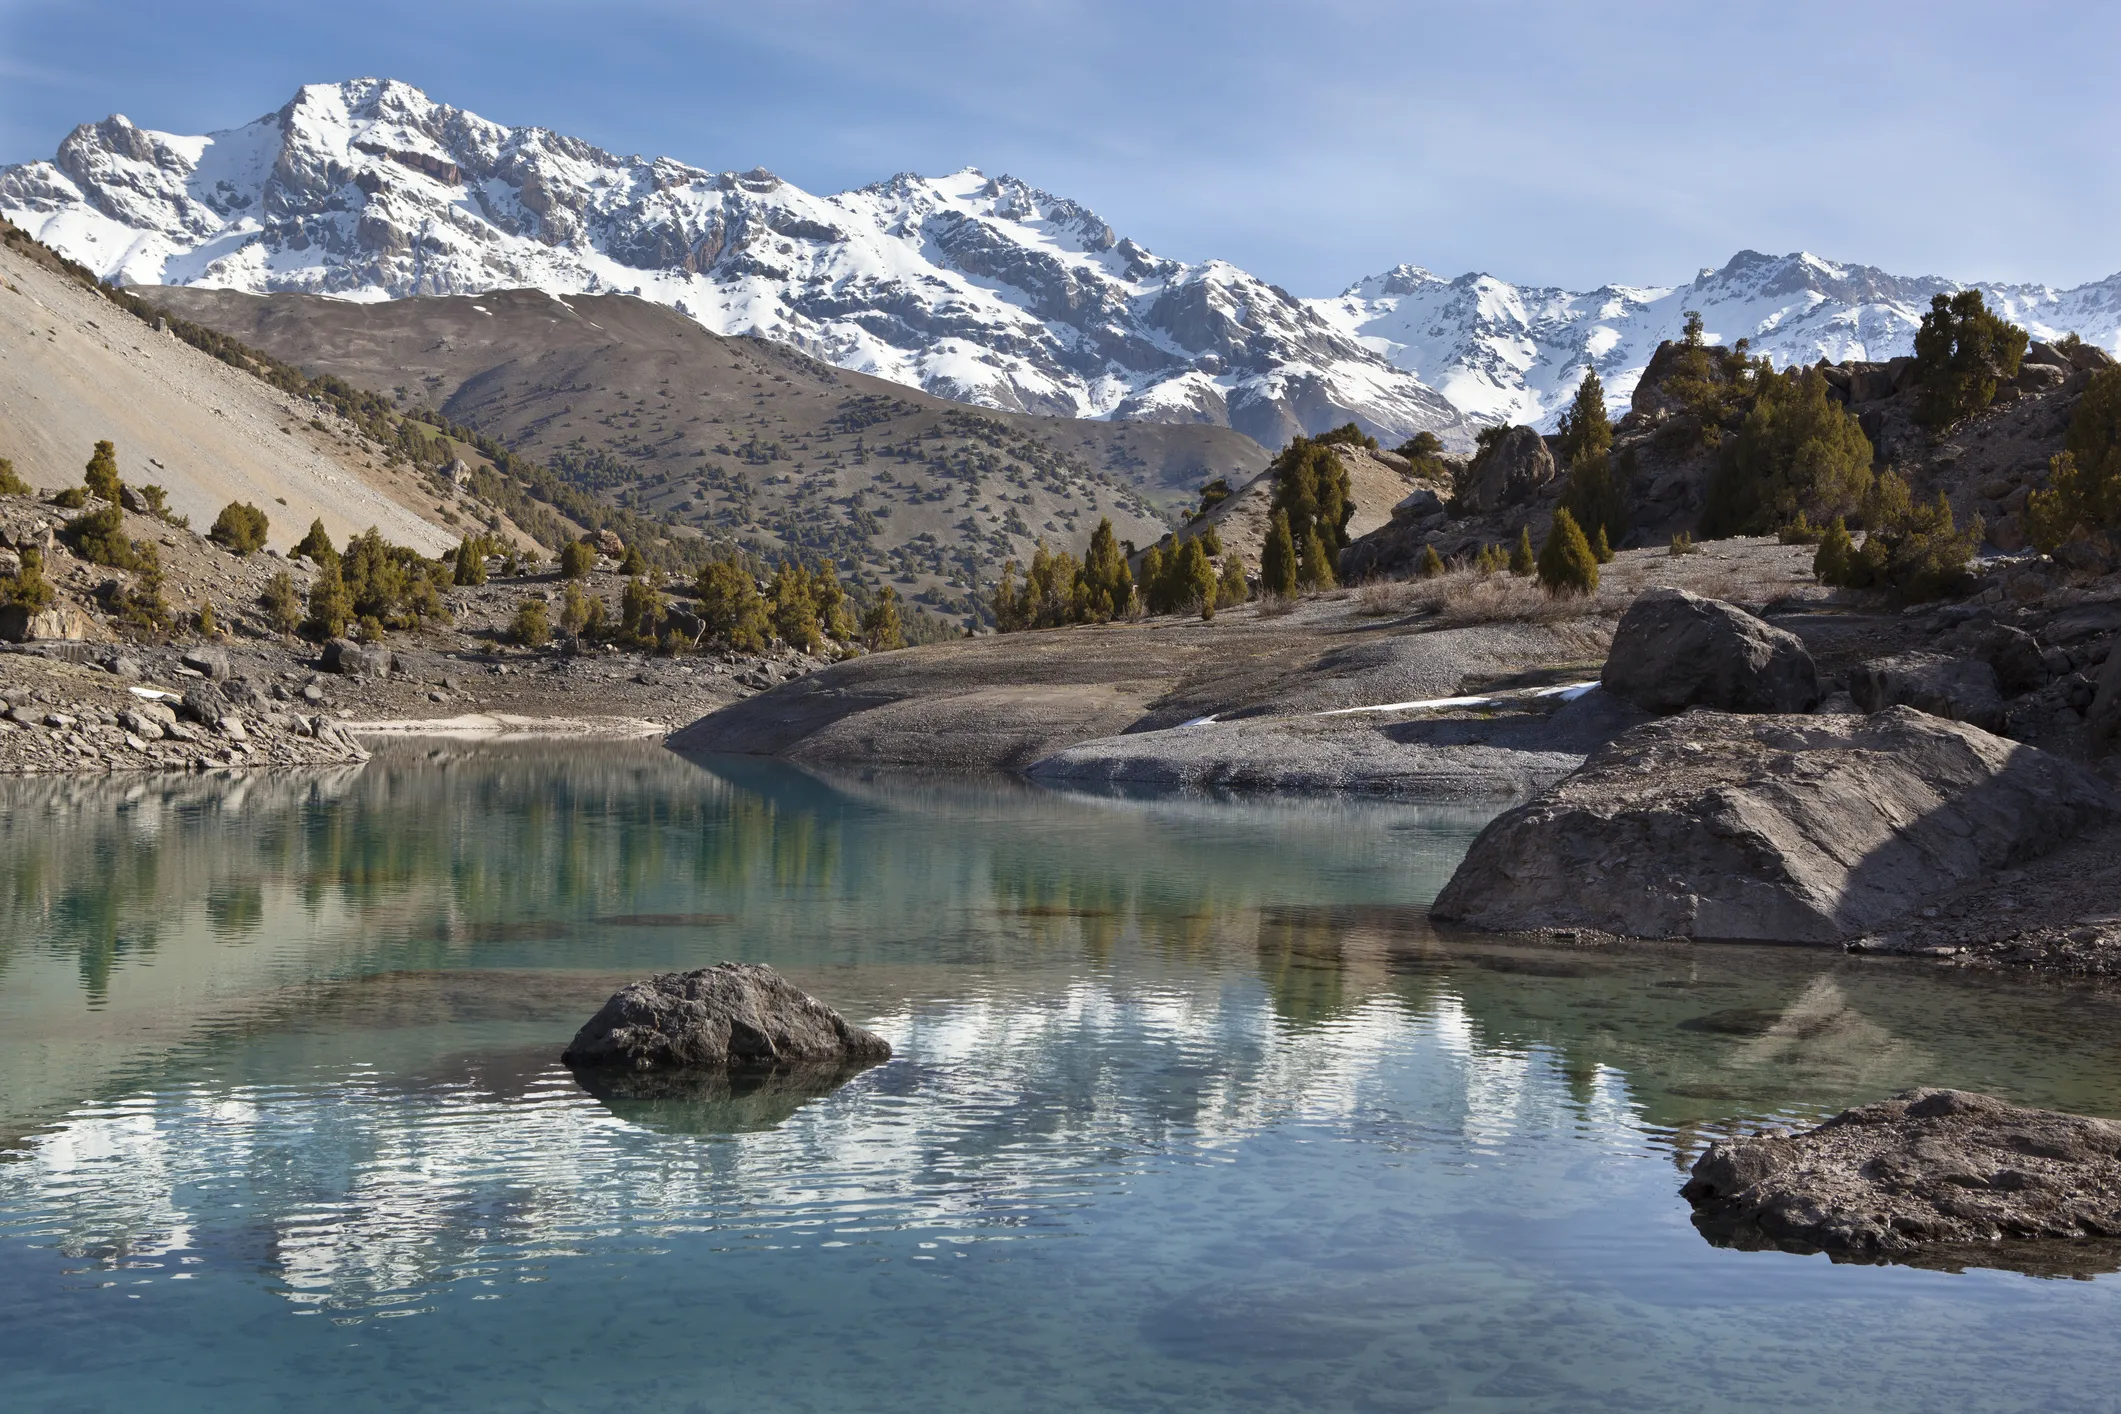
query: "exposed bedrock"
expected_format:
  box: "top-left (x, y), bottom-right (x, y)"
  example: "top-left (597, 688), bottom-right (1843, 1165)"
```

top-left (562, 962), bottom-right (891, 1072)
top-left (1429, 707), bottom-right (2121, 943)
top-left (1683, 1088), bottom-right (2121, 1274)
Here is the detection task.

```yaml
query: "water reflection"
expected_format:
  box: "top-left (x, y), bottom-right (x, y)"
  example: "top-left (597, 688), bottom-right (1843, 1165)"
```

top-left (6, 748), bottom-right (2121, 1410)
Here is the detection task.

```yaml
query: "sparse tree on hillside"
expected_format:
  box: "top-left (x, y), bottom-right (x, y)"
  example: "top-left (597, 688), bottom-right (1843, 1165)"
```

top-left (1267, 436), bottom-right (1354, 567)
top-left (511, 596), bottom-right (552, 648)
top-left (861, 584), bottom-right (906, 651)
top-left (1555, 369), bottom-right (1614, 471)
top-left (295, 519), bottom-right (336, 565)
top-left (1417, 544), bottom-right (1445, 579)
top-left (0, 458), bottom-right (28, 496)
top-left (261, 570), bottom-right (302, 636)
top-left (1217, 552), bottom-right (1251, 609)
top-left (560, 539), bottom-right (597, 579)
top-left (1081, 517), bottom-right (1133, 621)
top-left (1537, 508), bottom-right (1599, 597)
top-left (1510, 526), bottom-right (1536, 577)
top-left (1703, 366), bottom-right (1874, 537)
top-left (84, 440), bottom-right (121, 504)
top-left (1913, 290), bottom-right (2028, 428)
top-left (770, 562), bottom-right (823, 652)
top-left (209, 502), bottom-right (270, 556)
top-left (308, 560), bottom-right (353, 639)
top-left (453, 533), bottom-right (490, 586)
top-left (0, 546), bottom-right (55, 611)
top-left (2025, 366), bottom-right (2121, 550)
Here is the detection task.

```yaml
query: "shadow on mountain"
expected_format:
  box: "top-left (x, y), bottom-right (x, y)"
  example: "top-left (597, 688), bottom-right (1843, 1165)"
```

top-left (568, 1059), bottom-right (884, 1135)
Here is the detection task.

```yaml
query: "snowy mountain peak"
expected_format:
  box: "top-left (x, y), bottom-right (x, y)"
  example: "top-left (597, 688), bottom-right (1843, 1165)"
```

top-left (1318, 246), bottom-right (2121, 427)
top-left (1, 78), bottom-right (1467, 451)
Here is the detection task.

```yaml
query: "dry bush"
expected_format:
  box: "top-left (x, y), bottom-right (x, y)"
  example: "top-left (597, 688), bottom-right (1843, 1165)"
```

top-left (1356, 579), bottom-right (1419, 616)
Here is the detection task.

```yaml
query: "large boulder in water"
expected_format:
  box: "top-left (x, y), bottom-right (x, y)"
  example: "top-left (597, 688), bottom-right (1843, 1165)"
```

top-left (1600, 588), bottom-right (1819, 714)
top-left (1430, 708), bottom-right (2120, 943)
top-left (1683, 1088), bottom-right (2121, 1274)
top-left (562, 962), bottom-right (891, 1071)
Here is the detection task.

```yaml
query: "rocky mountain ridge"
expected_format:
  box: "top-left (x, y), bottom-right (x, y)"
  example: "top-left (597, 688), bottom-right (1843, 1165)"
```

top-left (1319, 250), bottom-right (2121, 428)
top-left (13, 79), bottom-right (2121, 450)
top-left (0, 79), bottom-right (1467, 452)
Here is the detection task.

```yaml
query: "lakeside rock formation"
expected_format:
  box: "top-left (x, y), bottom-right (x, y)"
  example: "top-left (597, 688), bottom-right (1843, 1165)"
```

top-left (1430, 707), bottom-right (2120, 943)
top-left (1600, 587), bottom-right (1819, 715)
top-left (1683, 1089), bottom-right (2121, 1274)
top-left (562, 962), bottom-right (892, 1073)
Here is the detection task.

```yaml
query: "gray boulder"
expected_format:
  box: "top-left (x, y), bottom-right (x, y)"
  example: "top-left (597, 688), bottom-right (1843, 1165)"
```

top-left (1962, 625), bottom-right (2047, 696)
top-left (180, 645), bottom-right (232, 679)
top-left (1851, 652), bottom-right (2005, 732)
top-left (180, 681), bottom-right (232, 727)
top-left (1390, 487), bottom-right (1446, 521)
top-left (2088, 647), bottom-right (2121, 751)
top-left (1429, 708), bottom-right (2120, 943)
top-left (1455, 426), bottom-right (1555, 514)
top-left (1683, 1089), bottom-right (2121, 1273)
top-left (1600, 588), bottom-right (1819, 714)
top-left (322, 637), bottom-right (393, 677)
top-left (562, 962), bottom-right (892, 1072)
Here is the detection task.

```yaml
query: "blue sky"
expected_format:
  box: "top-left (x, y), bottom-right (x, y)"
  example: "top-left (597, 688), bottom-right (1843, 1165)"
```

top-left (2, 0), bottom-right (2114, 294)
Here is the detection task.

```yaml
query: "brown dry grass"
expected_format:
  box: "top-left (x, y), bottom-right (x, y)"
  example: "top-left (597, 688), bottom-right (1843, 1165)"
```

top-left (1354, 537), bottom-right (1824, 629)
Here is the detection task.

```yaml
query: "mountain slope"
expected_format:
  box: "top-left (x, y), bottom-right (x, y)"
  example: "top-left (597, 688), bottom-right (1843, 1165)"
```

top-left (1314, 250), bottom-right (2121, 428)
top-left (144, 284), bottom-right (1196, 622)
top-left (0, 78), bottom-right (1470, 451)
top-left (0, 229), bottom-right (453, 554)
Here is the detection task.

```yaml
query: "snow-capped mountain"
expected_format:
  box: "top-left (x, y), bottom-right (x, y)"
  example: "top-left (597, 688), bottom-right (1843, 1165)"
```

top-left (0, 78), bottom-right (1468, 450)
top-left (1314, 250), bottom-right (2121, 428)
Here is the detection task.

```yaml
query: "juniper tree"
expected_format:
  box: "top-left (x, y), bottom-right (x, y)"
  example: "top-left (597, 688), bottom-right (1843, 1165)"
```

top-left (861, 584), bottom-right (906, 650)
top-left (84, 440), bottom-right (121, 504)
top-left (1913, 290), bottom-right (2028, 428)
top-left (1510, 526), bottom-right (1536, 576)
top-left (1555, 369), bottom-right (1613, 471)
top-left (1081, 517), bottom-right (1133, 621)
top-left (1536, 508), bottom-right (1599, 597)
top-left (209, 502), bottom-right (270, 556)
top-left (1704, 366), bottom-right (1873, 536)
top-left (1261, 512), bottom-right (1299, 598)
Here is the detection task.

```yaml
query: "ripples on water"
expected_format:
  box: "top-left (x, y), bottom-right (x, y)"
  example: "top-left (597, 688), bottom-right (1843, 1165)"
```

top-left (3, 745), bottom-right (2121, 1413)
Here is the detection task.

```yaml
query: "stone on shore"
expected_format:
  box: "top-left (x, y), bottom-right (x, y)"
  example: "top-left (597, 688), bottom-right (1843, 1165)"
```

top-left (322, 637), bottom-right (394, 678)
top-left (1429, 707), bottom-right (2120, 943)
top-left (1683, 1088), bottom-right (2121, 1273)
top-left (1599, 588), bottom-right (1819, 715)
top-left (1851, 652), bottom-right (2005, 733)
top-left (562, 962), bottom-right (892, 1072)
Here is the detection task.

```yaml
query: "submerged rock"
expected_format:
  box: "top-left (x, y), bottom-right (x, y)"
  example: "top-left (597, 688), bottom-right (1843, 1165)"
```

top-left (1683, 1089), bottom-right (2121, 1274)
top-left (561, 962), bottom-right (891, 1072)
top-left (1600, 588), bottom-right (1818, 715)
top-left (1429, 707), bottom-right (2119, 943)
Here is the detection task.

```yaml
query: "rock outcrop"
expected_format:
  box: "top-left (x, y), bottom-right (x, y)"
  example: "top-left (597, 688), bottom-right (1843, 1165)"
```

top-left (1683, 1089), bottom-right (2121, 1273)
top-left (562, 962), bottom-right (892, 1072)
top-left (1429, 708), bottom-right (2120, 943)
top-left (1454, 426), bottom-right (1555, 514)
top-left (1851, 652), bottom-right (2005, 733)
top-left (1599, 588), bottom-right (1818, 714)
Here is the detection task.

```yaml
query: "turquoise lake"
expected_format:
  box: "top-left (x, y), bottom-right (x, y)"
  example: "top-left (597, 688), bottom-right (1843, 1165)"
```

top-left (4, 742), bottom-right (2121, 1412)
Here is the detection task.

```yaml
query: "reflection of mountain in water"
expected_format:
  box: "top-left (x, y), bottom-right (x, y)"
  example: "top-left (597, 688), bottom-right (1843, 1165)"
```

top-left (9, 745), bottom-right (2121, 1313)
